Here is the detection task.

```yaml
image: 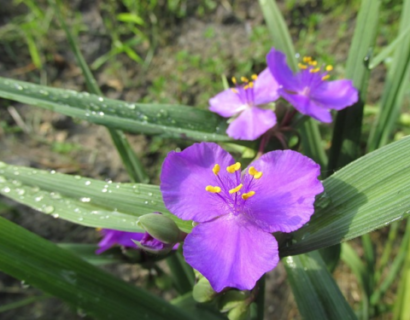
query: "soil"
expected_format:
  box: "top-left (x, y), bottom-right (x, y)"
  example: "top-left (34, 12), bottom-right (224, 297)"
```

top-left (0, 0), bottom-right (394, 319)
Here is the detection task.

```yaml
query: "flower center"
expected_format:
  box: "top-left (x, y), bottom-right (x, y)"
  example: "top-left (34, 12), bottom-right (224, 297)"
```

top-left (298, 56), bottom-right (333, 81)
top-left (205, 162), bottom-right (263, 215)
top-left (230, 75), bottom-right (258, 107)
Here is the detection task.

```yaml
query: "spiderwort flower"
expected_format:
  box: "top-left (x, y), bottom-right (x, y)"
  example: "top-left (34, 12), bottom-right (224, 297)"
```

top-left (96, 229), bottom-right (177, 254)
top-left (209, 69), bottom-right (279, 140)
top-left (267, 48), bottom-right (358, 123)
top-left (160, 142), bottom-right (323, 292)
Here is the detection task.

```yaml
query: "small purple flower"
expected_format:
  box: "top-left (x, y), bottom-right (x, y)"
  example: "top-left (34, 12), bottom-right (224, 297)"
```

top-left (160, 142), bottom-right (323, 292)
top-left (209, 69), bottom-right (279, 140)
top-left (96, 229), bottom-right (178, 254)
top-left (267, 48), bottom-right (358, 123)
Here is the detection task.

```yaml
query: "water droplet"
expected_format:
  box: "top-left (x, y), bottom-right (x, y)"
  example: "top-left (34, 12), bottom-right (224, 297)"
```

top-left (0, 176), bottom-right (6, 183)
top-left (50, 192), bottom-right (62, 199)
top-left (74, 175), bottom-right (81, 180)
top-left (16, 189), bottom-right (25, 195)
top-left (80, 197), bottom-right (91, 203)
top-left (98, 97), bottom-right (104, 102)
top-left (147, 192), bottom-right (153, 196)
top-left (2, 187), bottom-right (11, 193)
top-left (50, 170), bottom-right (56, 174)
top-left (43, 206), bottom-right (54, 214)
top-left (102, 188), bottom-right (108, 193)
top-left (84, 181), bottom-right (91, 186)
top-left (35, 196), bottom-right (43, 202)
top-left (21, 280), bottom-right (30, 289)
top-left (52, 214), bottom-right (59, 218)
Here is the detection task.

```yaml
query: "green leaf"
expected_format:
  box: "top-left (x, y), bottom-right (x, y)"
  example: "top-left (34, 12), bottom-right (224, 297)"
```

top-left (0, 77), bottom-right (229, 142)
top-left (171, 292), bottom-right (226, 320)
top-left (281, 136), bottom-right (410, 256)
top-left (167, 251), bottom-right (195, 295)
top-left (368, 0), bottom-right (410, 151)
top-left (0, 161), bottom-right (192, 233)
top-left (258, 0), bottom-right (327, 168)
top-left (284, 251), bottom-right (357, 320)
top-left (0, 217), bottom-right (192, 320)
top-left (57, 243), bottom-right (124, 265)
top-left (328, 0), bottom-right (380, 174)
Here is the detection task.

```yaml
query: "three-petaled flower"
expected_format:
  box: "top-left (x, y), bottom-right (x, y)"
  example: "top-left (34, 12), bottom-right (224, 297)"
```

top-left (160, 142), bottom-right (323, 292)
top-left (267, 48), bottom-right (358, 123)
top-left (209, 69), bottom-right (279, 140)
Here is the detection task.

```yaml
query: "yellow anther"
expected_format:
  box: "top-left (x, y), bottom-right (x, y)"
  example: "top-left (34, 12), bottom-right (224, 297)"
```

top-left (240, 76), bottom-right (249, 83)
top-left (244, 84), bottom-right (249, 89)
top-left (326, 65), bottom-right (333, 71)
top-left (303, 56), bottom-right (312, 63)
top-left (249, 82), bottom-right (254, 88)
top-left (227, 162), bottom-right (241, 173)
top-left (251, 74), bottom-right (258, 80)
top-left (242, 191), bottom-right (255, 200)
top-left (248, 166), bottom-right (263, 179)
top-left (229, 184), bottom-right (243, 194)
top-left (212, 164), bottom-right (220, 175)
top-left (309, 60), bottom-right (318, 66)
top-left (231, 88), bottom-right (238, 93)
top-left (232, 77), bottom-right (237, 84)
top-left (309, 67), bottom-right (321, 73)
top-left (321, 75), bottom-right (330, 81)
top-left (298, 63), bottom-right (308, 70)
top-left (205, 186), bottom-right (221, 193)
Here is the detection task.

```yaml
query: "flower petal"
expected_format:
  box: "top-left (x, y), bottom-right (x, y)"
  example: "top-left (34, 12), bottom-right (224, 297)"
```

top-left (266, 48), bottom-right (300, 91)
top-left (96, 229), bottom-right (144, 254)
top-left (280, 89), bottom-right (332, 123)
top-left (242, 150), bottom-right (323, 233)
top-left (183, 215), bottom-right (279, 292)
top-left (227, 107), bottom-right (277, 140)
top-left (253, 68), bottom-right (280, 105)
top-left (311, 79), bottom-right (358, 111)
top-left (209, 89), bottom-right (246, 117)
top-left (160, 142), bottom-right (235, 222)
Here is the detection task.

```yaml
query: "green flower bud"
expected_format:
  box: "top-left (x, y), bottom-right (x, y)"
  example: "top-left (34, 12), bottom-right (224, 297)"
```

top-left (219, 290), bottom-right (249, 313)
top-left (137, 213), bottom-right (183, 244)
top-left (227, 301), bottom-right (251, 320)
top-left (193, 277), bottom-right (217, 303)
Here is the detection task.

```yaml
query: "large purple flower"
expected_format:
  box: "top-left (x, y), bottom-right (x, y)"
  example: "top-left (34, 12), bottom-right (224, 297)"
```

top-left (160, 142), bottom-right (323, 292)
top-left (209, 69), bottom-right (279, 140)
top-left (96, 229), bottom-right (177, 254)
top-left (267, 48), bottom-right (358, 123)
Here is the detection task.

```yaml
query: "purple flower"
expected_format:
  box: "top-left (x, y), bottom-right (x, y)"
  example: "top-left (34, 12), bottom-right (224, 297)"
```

top-left (96, 229), bottom-right (178, 254)
top-left (267, 48), bottom-right (358, 123)
top-left (160, 142), bottom-right (323, 292)
top-left (209, 69), bottom-right (279, 140)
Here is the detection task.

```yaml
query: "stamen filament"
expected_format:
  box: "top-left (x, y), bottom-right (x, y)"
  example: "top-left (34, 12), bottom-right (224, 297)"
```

top-left (242, 191), bottom-right (255, 200)
top-left (229, 184), bottom-right (243, 194)
top-left (205, 186), bottom-right (221, 193)
top-left (227, 162), bottom-right (241, 173)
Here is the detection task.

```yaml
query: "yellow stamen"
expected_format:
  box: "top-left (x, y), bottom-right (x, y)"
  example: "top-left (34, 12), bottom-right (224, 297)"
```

top-left (309, 67), bottom-right (321, 73)
top-left (322, 75), bottom-right (330, 81)
top-left (96, 227), bottom-right (102, 232)
top-left (231, 88), bottom-right (238, 93)
top-left (251, 74), bottom-right (258, 80)
top-left (298, 63), bottom-right (308, 70)
top-left (232, 77), bottom-right (237, 84)
top-left (308, 60), bottom-right (318, 66)
top-left (244, 84), bottom-right (249, 89)
top-left (242, 191), bottom-right (255, 200)
top-left (229, 183), bottom-right (243, 194)
top-left (241, 76), bottom-right (249, 83)
top-left (227, 162), bottom-right (241, 173)
top-left (205, 186), bottom-right (221, 193)
top-left (326, 65), bottom-right (333, 71)
top-left (248, 166), bottom-right (263, 179)
top-left (303, 56), bottom-right (312, 63)
top-left (212, 164), bottom-right (220, 175)
top-left (248, 82), bottom-right (254, 88)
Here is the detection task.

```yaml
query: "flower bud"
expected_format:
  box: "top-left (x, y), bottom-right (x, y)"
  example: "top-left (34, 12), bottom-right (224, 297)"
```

top-left (193, 277), bottom-right (217, 303)
top-left (227, 301), bottom-right (251, 320)
top-left (137, 213), bottom-right (183, 244)
top-left (219, 291), bottom-right (249, 313)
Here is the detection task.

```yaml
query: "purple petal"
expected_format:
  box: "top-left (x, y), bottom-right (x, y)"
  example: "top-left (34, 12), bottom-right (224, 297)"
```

top-left (226, 107), bottom-right (277, 140)
top-left (160, 142), bottom-right (235, 222)
top-left (183, 215), bottom-right (279, 292)
top-left (266, 48), bottom-right (300, 91)
top-left (96, 229), bottom-right (144, 254)
top-left (280, 89), bottom-right (332, 123)
top-left (253, 68), bottom-right (280, 105)
top-left (311, 79), bottom-right (358, 111)
top-left (242, 150), bottom-right (323, 233)
top-left (209, 89), bottom-right (246, 117)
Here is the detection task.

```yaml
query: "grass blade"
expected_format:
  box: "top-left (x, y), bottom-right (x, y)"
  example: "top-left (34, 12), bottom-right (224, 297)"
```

top-left (327, 0), bottom-right (380, 174)
top-left (0, 216), bottom-right (192, 320)
top-left (284, 250), bottom-right (357, 320)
